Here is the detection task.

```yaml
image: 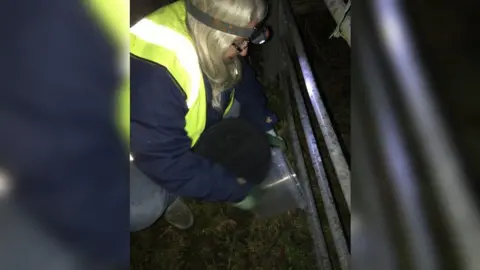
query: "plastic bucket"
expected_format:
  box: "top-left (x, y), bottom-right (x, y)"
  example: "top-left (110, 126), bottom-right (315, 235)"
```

top-left (251, 147), bottom-right (305, 218)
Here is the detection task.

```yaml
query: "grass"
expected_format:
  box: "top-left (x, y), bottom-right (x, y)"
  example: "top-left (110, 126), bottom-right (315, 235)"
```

top-left (131, 201), bottom-right (316, 269)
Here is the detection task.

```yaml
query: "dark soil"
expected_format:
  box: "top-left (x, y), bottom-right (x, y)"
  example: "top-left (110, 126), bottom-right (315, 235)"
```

top-left (131, 201), bottom-right (315, 270)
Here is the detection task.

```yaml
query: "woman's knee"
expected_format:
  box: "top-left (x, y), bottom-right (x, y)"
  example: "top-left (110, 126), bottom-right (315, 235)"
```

top-left (130, 197), bottom-right (167, 232)
top-left (129, 164), bottom-right (171, 231)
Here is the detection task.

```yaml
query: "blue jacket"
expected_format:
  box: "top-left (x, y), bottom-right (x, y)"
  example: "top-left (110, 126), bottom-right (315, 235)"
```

top-left (0, 0), bottom-right (128, 267)
top-left (130, 55), bottom-right (277, 203)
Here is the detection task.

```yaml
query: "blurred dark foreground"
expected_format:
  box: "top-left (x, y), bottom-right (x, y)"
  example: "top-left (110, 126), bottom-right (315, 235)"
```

top-left (353, 0), bottom-right (480, 269)
top-left (0, 0), bottom-right (129, 269)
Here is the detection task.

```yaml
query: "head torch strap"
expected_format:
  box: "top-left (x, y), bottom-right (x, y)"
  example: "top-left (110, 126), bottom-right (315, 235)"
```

top-left (185, 0), bottom-right (255, 38)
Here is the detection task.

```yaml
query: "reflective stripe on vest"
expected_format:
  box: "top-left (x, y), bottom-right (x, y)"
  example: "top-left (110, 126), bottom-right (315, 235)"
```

top-left (130, 1), bottom-right (206, 146)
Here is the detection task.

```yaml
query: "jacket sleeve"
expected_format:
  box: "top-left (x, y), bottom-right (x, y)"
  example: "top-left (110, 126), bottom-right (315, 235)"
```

top-left (235, 58), bottom-right (279, 131)
top-left (130, 57), bottom-right (253, 203)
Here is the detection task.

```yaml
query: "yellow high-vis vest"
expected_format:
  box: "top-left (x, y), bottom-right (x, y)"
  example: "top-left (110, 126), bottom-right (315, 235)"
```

top-left (84, 0), bottom-right (130, 145)
top-left (130, 0), bottom-right (234, 147)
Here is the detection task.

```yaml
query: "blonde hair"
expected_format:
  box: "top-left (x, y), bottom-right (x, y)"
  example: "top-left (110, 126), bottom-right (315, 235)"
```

top-left (186, 0), bottom-right (267, 109)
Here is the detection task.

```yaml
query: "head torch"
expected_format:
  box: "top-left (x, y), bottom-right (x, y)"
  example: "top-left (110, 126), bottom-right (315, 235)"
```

top-left (186, 0), bottom-right (270, 45)
top-left (249, 25), bottom-right (269, 44)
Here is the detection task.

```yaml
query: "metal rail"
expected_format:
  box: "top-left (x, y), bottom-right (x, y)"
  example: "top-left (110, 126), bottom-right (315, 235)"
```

top-left (284, 47), bottom-right (350, 270)
top-left (280, 73), bottom-right (332, 270)
top-left (267, 0), bottom-right (480, 269)
top-left (281, 0), bottom-right (351, 212)
top-left (269, 0), bottom-right (351, 269)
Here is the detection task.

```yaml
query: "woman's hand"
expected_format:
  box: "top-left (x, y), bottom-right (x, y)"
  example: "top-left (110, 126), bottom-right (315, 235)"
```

top-left (233, 185), bottom-right (264, 210)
